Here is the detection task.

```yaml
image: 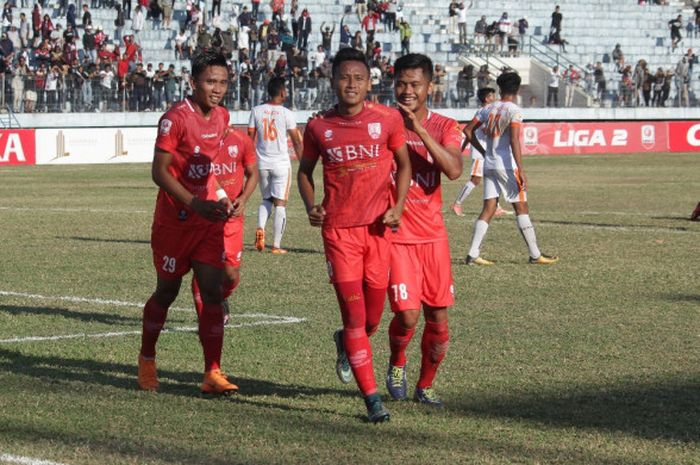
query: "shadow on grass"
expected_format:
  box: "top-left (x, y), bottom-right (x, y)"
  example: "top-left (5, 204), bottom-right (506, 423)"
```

top-left (0, 304), bottom-right (141, 325)
top-left (62, 236), bottom-right (150, 245)
top-left (663, 294), bottom-right (700, 303)
top-left (538, 219), bottom-right (693, 232)
top-left (650, 216), bottom-right (695, 222)
top-left (0, 347), bottom-right (357, 401)
top-left (451, 377), bottom-right (700, 443)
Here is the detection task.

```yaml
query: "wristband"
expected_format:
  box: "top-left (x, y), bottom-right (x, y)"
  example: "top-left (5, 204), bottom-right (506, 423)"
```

top-left (216, 188), bottom-right (228, 200)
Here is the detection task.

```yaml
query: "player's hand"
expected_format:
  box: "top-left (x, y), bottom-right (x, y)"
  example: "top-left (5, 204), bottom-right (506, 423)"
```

top-left (518, 171), bottom-right (528, 191)
top-left (219, 197), bottom-right (234, 217)
top-left (382, 207), bottom-right (402, 230)
top-left (307, 205), bottom-right (326, 227)
top-left (395, 102), bottom-right (424, 134)
top-left (230, 197), bottom-right (245, 217)
top-left (307, 111), bottom-right (325, 123)
top-left (191, 197), bottom-right (229, 221)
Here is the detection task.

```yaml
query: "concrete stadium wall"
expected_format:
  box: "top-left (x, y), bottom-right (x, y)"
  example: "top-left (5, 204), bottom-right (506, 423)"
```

top-left (12, 107), bottom-right (700, 129)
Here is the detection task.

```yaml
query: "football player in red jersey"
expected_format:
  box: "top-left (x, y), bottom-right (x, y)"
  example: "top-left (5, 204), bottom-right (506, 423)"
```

top-left (138, 49), bottom-right (238, 396)
top-left (191, 127), bottom-right (258, 326)
top-left (384, 53), bottom-right (463, 407)
top-left (298, 48), bottom-right (412, 423)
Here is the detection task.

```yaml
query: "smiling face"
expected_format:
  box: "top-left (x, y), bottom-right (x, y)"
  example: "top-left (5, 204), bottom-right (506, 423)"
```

top-left (332, 60), bottom-right (371, 113)
top-left (190, 64), bottom-right (229, 113)
top-left (394, 67), bottom-right (431, 114)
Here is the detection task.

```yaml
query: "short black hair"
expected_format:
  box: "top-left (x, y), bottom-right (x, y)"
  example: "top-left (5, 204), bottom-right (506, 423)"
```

top-left (393, 53), bottom-right (433, 81)
top-left (331, 47), bottom-right (369, 78)
top-left (268, 76), bottom-right (286, 97)
top-left (477, 87), bottom-right (495, 104)
top-left (190, 48), bottom-right (228, 79)
top-left (496, 72), bottom-right (521, 95)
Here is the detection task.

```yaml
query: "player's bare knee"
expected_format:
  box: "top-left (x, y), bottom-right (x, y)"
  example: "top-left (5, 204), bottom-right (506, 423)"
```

top-left (397, 310), bottom-right (420, 330)
top-left (272, 198), bottom-right (287, 207)
top-left (512, 201), bottom-right (529, 215)
top-left (365, 324), bottom-right (379, 337)
top-left (224, 268), bottom-right (240, 287)
top-left (153, 279), bottom-right (181, 307)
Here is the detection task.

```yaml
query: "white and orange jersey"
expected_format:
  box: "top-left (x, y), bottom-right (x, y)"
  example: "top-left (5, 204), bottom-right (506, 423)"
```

top-left (474, 100), bottom-right (522, 170)
top-left (469, 109), bottom-right (486, 161)
top-left (248, 103), bottom-right (297, 170)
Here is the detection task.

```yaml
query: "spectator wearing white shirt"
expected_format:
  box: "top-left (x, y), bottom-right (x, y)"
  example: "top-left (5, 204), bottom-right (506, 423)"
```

top-left (497, 12), bottom-right (511, 54)
top-left (457, 2), bottom-right (469, 44)
top-left (547, 65), bottom-right (560, 107)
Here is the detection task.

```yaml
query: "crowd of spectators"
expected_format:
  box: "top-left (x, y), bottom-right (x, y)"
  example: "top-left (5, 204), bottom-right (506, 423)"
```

top-left (2, 0), bottom-right (698, 113)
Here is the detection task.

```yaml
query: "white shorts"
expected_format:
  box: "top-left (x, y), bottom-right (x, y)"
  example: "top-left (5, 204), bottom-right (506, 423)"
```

top-left (469, 155), bottom-right (484, 178)
top-left (259, 165), bottom-right (292, 201)
top-left (483, 168), bottom-right (527, 204)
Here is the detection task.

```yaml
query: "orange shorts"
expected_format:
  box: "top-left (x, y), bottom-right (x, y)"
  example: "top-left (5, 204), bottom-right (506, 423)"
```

top-left (388, 240), bottom-right (455, 312)
top-left (223, 217), bottom-right (244, 268)
top-left (322, 223), bottom-right (391, 288)
top-left (151, 221), bottom-right (225, 279)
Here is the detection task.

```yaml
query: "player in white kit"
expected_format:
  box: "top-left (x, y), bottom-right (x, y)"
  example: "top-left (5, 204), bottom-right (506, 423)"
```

top-left (461, 72), bottom-right (558, 266)
top-left (248, 77), bottom-right (303, 254)
top-left (451, 87), bottom-right (509, 218)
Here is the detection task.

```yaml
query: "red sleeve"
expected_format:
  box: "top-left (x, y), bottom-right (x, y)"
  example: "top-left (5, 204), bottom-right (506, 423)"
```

top-left (242, 133), bottom-right (256, 167)
top-left (155, 112), bottom-right (182, 154)
top-left (301, 122), bottom-right (320, 161)
top-left (387, 109), bottom-right (406, 151)
top-left (441, 118), bottom-right (464, 149)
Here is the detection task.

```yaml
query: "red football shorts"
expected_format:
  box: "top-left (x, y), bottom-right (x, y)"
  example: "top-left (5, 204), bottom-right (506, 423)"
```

top-left (388, 240), bottom-right (455, 312)
top-left (322, 223), bottom-right (391, 288)
top-left (223, 217), bottom-right (244, 268)
top-left (151, 221), bottom-right (225, 279)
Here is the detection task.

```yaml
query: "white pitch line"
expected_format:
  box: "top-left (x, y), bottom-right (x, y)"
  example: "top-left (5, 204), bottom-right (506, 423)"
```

top-left (1, 290), bottom-right (190, 313)
top-left (0, 454), bottom-right (69, 465)
top-left (0, 316), bottom-right (306, 344)
top-left (0, 206), bottom-right (148, 214)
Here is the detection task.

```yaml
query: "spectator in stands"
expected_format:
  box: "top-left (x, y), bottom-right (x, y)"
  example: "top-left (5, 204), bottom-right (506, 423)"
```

top-left (448, 0), bottom-right (459, 35)
top-left (160, 0), bottom-right (172, 29)
top-left (385, 0), bottom-right (397, 32)
top-left (82, 4), bottom-right (92, 30)
top-left (128, 61), bottom-right (148, 110)
top-left (632, 59), bottom-right (647, 106)
top-left (40, 14), bottom-right (53, 41)
top-left (612, 44), bottom-right (624, 71)
top-left (457, 2), bottom-right (468, 45)
top-left (351, 30), bottom-right (362, 51)
top-left (297, 9), bottom-right (311, 50)
top-left (19, 12), bottom-right (30, 49)
top-left (340, 16), bottom-right (351, 49)
top-left (362, 10), bottom-right (378, 46)
top-left (66, 4), bottom-right (78, 34)
top-left (652, 67), bottom-right (664, 106)
top-left (456, 64), bottom-right (474, 107)
top-left (123, 0), bottom-right (131, 20)
top-left (83, 25), bottom-right (96, 62)
top-left (618, 65), bottom-right (634, 107)
top-left (320, 22), bottom-right (334, 55)
top-left (432, 62), bottom-right (447, 107)
top-left (497, 12), bottom-right (511, 55)
top-left (131, 5), bottom-right (145, 46)
top-left (114, 5), bottom-right (125, 42)
top-left (11, 56), bottom-right (30, 112)
top-left (148, 0), bottom-right (162, 30)
top-left (547, 65), bottom-right (560, 107)
top-left (695, 3), bottom-right (700, 38)
top-left (675, 55), bottom-right (690, 107)
top-left (641, 65), bottom-right (653, 107)
top-left (662, 68), bottom-right (673, 106)
top-left (550, 5), bottom-right (562, 36)
top-left (669, 15), bottom-right (682, 52)
top-left (398, 17), bottom-right (411, 56)
top-left (517, 16), bottom-right (528, 52)
top-left (45, 64), bottom-right (60, 112)
top-left (174, 28), bottom-right (189, 58)
top-left (474, 15), bottom-right (487, 45)
top-left (355, 0), bottom-right (367, 23)
top-left (476, 64), bottom-right (489, 89)
top-left (563, 64), bottom-right (579, 107)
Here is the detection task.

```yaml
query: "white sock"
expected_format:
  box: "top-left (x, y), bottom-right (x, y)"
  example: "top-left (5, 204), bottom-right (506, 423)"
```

top-left (455, 181), bottom-right (476, 205)
top-left (258, 200), bottom-right (273, 229)
top-left (516, 214), bottom-right (541, 259)
top-left (273, 206), bottom-right (286, 248)
top-left (468, 219), bottom-right (489, 258)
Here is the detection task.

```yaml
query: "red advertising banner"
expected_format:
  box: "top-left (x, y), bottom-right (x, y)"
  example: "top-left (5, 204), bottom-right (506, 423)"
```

top-left (668, 121), bottom-right (700, 152)
top-left (0, 129), bottom-right (36, 165)
top-left (520, 122), bottom-right (669, 155)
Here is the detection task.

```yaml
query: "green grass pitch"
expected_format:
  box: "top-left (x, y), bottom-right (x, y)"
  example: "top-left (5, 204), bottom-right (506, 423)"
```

top-left (0, 152), bottom-right (699, 465)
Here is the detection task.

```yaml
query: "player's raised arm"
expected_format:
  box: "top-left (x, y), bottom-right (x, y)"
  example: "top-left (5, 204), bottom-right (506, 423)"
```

top-left (152, 148), bottom-right (227, 221)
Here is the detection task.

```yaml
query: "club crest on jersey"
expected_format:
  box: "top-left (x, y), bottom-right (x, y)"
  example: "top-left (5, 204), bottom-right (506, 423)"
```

top-left (324, 129), bottom-right (333, 140)
top-left (368, 123), bottom-right (381, 140)
top-left (228, 145), bottom-right (238, 158)
top-left (160, 119), bottom-right (172, 135)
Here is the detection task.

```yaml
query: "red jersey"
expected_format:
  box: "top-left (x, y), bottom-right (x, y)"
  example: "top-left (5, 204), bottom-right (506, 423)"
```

top-left (391, 111), bottom-right (463, 243)
top-left (153, 98), bottom-right (230, 228)
top-left (213, 128), bottom-right (257, 200)
top-left (302, 102), bottom-right (406, 229)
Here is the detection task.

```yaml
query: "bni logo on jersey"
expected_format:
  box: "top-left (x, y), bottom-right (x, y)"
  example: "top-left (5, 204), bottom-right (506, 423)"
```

top-left (367, 123), bottom-right (382, 140)
top-left (523, 126), bottom-right (538, 147)
top-left (641, 125), bottom-right (655, 148)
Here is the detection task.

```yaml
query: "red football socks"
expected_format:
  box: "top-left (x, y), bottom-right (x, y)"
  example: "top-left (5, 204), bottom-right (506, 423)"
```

top-left (334, 280), bottom-right (377, 396)
top-left (363, 284), bottom-right (386, 337)
top-left (191, 277), bottom-right (204, 317)
top-left (388, 315), bottom-right (416, 367)
top-left (140, 296), bottom-right (168, 358)
top-left (418, 320), bottom-right (449, 389)
top-left (199, 303), bottom-right (224, 372)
